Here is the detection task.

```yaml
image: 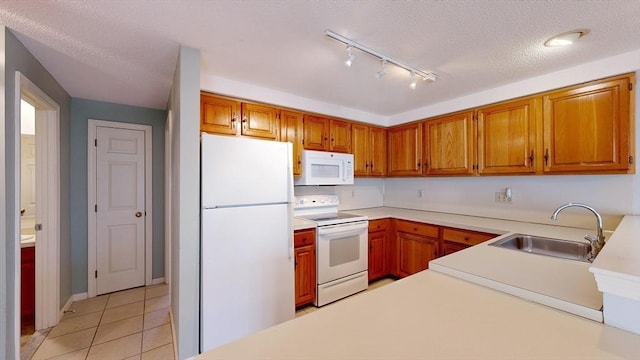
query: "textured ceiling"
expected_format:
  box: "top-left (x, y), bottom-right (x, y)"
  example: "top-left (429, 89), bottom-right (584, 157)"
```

top-left (1, 1), bottom-right (639, 116)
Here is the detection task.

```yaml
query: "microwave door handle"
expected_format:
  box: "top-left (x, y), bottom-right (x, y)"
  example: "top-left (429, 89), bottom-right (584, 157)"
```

top-left (343, 160), bottom-right (347, 181)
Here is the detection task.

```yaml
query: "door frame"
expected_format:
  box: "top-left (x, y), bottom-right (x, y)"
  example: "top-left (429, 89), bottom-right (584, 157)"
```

top-left (14, 72), bottom-right (61, 331)
top-left (87, 119), bottom-right (153, 297)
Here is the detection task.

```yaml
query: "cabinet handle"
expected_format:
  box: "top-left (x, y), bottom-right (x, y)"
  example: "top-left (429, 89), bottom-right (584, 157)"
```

top-left (365, 162), bottom-right (369, 168)
top-left (242, 118), bottom-right (247, 130)
top-left (371, 162), bottom-right (374, 170)
top-left (417, 162), bottom-right (421, 169)
top-left (528, 150), bottom-right (534, 167)
top-left (231, 113), bottom-right (237, 129)
top-left (544, 148), bottom-right (549, 166)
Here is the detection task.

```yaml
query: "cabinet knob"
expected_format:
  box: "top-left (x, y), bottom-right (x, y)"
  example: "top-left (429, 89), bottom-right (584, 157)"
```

top-left (135, 212), bottom-right (143, 218)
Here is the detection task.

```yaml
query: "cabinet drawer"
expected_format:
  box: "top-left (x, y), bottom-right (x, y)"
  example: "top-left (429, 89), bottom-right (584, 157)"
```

top-left (294, 229), bottom-right (315, 247)
top-left (395, 220), bottom-right (439, 238)
top-left (368, 218), bottom-right (389, 233)
top-left (442, 228), bottom-right (495, 246)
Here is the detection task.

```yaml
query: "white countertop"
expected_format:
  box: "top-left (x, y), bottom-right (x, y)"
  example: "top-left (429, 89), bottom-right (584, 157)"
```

top-left (197, 270), bottom-right (640, 359)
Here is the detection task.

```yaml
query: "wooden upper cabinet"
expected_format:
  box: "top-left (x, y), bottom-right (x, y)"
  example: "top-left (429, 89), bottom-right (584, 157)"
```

top-left (352, 124), bottom-right (387, 177)
top-left (303, 114), bottom-right (329, 151)
top-left (201, 93), bottom-right (240, 135)
top-left (477, 98), bottom-right (538, 175)
top-left (352, 124), bottom-right (369, 176)
top-left (388, 122), bottom-right (423, 176)
top-left (423, 111), bottom-right (474, 176)
top-left (280, 110), bottom-right (304, 176)
top-left (240, 102), bottom-right (279, 140)
top-left (543, 75), bottom-right (634, 174)
top-left (329, 119), bottom-right (352, 153)
top-left (369, 127), bottom-right (387, 176)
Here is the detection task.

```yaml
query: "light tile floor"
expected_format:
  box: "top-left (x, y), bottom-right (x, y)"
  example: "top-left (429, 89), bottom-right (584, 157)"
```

top-left (295, 277), bottom-right (396, 317)
top-left (22, 284), bottom-right (174, 360)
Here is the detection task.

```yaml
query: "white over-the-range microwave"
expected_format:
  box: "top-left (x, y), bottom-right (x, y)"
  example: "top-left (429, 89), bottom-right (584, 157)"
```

top-left (294, 150), bottom-right (354, 185)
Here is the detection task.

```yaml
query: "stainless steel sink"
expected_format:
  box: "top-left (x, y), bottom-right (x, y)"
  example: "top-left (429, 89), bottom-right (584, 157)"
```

top-left (489, 234), bottom-right (592, 263)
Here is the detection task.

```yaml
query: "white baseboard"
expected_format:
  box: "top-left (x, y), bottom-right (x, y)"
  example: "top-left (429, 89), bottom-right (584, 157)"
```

top-left (71, 292), bottom-right (89, 302)
top-left (151, 277), bottom-right (166, 285)
top-left (59, 294), bottom-right (80, 321)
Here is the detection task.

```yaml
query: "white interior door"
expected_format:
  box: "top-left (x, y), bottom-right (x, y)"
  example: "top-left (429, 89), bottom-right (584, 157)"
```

top-left (96, 126), bottom-right (146, 295)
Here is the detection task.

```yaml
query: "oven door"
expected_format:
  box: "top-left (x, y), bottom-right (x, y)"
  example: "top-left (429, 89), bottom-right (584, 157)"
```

top-left (316, 221), bottom-right (368, 284)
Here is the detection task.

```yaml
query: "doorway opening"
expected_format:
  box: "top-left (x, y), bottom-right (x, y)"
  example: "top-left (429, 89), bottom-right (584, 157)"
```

top-left (14, 72), bottom-right (61, 357)
top-left (19, 99), bottom-right (37, 336)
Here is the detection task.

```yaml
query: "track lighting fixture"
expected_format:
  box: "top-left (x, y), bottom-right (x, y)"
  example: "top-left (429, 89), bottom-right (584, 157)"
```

top-left (375, 59), bottom-right (387, 79)
top-left (409, 72), bottom-right (418, 90)
top-left (326, 30), bottom-right (438, 86)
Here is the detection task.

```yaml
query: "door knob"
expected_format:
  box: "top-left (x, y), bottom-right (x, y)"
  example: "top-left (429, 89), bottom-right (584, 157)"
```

top-left (135, 212), bottom-right (142, 218)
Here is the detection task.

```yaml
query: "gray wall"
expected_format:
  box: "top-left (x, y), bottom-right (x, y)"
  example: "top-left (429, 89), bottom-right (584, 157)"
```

top-left (1, 27), bottom-right (72, 359)
top-left (70, 98), bottom-right (167, 294)
top-left (169, 45), bottom-right (201, 360)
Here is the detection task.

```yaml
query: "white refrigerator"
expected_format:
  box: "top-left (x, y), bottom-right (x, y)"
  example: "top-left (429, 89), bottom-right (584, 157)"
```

top-left (200, 133), bottom-right (295, 352)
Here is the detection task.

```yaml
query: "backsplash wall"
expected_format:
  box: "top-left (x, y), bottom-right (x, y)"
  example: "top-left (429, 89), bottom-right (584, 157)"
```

top-left (384, 175), bottom-right (635, 231)
top-left (294, 178), bottom-right (385, 210)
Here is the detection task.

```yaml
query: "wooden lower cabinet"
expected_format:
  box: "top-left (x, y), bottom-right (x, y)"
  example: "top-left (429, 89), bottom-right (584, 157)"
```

top-left (368, 218), bottom-right (390, 281)
top-left (294, 229), bottom-right (316, 307)
top-left (440, 227), bottom-right (497, 256)
top-left (394, 220), bottom-right (439, 278)
top-left (397, 232), bottom-right (439, 277)
top-left (21, 246), bottom-right (36, 327)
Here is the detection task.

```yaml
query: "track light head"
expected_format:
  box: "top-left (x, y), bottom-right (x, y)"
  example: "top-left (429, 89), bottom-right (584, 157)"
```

top-left (344, 45), bottom-right (354, 67)
top-left (409, 72), bottom-right (418, 90)
top-left (375, 59), bottom-right (387, 79)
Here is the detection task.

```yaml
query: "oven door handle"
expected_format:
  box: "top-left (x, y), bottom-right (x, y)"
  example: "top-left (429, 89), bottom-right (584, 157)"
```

top-left (317, 221), bottom-right (368, 236)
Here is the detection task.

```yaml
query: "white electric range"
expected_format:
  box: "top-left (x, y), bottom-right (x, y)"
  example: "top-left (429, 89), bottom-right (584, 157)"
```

top-left (294, 195), bottom-right (369, 306)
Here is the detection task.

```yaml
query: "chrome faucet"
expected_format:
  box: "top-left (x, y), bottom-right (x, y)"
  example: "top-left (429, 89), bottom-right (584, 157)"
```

top-left (551, 203), bottom-right (605, 261)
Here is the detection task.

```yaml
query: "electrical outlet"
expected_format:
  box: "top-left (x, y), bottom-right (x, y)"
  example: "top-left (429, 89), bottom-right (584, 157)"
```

top-left (495, 192), bottom-right (512, 204)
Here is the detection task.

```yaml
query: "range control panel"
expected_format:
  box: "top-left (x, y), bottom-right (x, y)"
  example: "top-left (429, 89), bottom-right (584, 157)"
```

top-left (294, 195), bottom-right (340, 210)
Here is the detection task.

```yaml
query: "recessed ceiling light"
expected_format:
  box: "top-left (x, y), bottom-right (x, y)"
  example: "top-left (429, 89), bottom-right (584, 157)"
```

top-left (544, 29), bottom-right (589, 47)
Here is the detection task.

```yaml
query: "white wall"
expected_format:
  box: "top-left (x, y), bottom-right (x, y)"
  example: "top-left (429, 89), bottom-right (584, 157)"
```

top-left (384, 175), bottom-right (632, 231)
top-left (294, 178), bottom-right (385, 210)
top-left (168, 45), bottom-right (201, 360)
top-left (200, 74), bottom-right (387, 126)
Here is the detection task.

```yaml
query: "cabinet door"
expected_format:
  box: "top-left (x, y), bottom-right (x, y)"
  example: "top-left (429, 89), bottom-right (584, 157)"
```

top-left (369, 127), bottom-right (387, 177)
top-left (200, 93), bottom-right (240, 135)
top-left (368, 231), bottom-right (386, 281)
top-left (442, 241), bottom-right (468, 256)
top-left (477, 98), bottom-right (538, 175)
top-left (397, 232), bottom-right (438, 278)
top-left (329, 119), bottom-right (352, 153)
top-left (424, 111), bottom-right (474, 175)
top-left (543, 76), bottom-right (632, 173)
top-left (280, 110), bottom-right (304, 176)
top-left (388, 122), bottom-right (423, 176)
top-left (241, 102), bottom-right (279, 140)
top-left (294, 244), bottom-right (316, 307)
top-left (352, 124), bottom-right (369, 176)
top-left (303, 115), bottom-right (329, 151)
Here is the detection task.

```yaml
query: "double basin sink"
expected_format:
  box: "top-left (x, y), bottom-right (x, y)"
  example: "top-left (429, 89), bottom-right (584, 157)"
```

top-left (490, 233), bottom-right (592, 263)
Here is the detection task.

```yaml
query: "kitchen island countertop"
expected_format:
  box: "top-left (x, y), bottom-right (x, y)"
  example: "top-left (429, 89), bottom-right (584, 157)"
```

top-left (197, 269), bottom-right (640, 359)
